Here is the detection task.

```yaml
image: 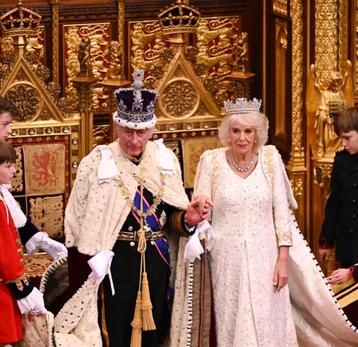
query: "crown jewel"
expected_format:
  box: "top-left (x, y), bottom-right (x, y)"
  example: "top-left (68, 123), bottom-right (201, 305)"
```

top-left (113, 69), bottom-right (158, 129)
top-left (224, 98), bottom-right (262, 115)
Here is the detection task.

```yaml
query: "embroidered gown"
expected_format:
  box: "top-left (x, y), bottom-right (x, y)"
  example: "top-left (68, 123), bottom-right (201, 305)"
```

top-left (194, 148), bottom-right (298, 347)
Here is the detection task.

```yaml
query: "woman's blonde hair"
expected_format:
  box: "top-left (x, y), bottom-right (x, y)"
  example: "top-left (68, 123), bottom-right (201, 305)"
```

top-left (218, 112), bottom-right (269, 149)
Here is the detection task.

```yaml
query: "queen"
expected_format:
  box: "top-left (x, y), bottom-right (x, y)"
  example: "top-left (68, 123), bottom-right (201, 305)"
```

top-left (193, 97), bottom-right (298, 346)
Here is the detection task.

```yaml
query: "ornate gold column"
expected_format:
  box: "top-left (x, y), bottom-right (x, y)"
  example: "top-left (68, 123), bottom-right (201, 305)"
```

top-left (51, 0), bottom-right (60, 84)
top-left (305, 0), bottom-right (354, 270)
top-left (73, 76), bottom-right (97, 156)
top-left (286, 0), bottom-right (306, 236)
top-left (116, 0), bottom-right (125, 77)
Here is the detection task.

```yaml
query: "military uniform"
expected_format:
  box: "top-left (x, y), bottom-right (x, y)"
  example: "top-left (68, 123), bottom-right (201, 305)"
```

top-left (0, 198), bottom-right (34, 344)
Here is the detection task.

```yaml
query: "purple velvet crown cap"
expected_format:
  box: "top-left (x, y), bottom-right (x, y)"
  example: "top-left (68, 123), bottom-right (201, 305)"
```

top-left (113, 69), bottom-right (158, 129)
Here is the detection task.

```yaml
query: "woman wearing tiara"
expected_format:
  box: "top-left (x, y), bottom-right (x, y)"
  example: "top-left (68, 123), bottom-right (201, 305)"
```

top-left (193, 97), bottom-right (298, 346)
top-left (191, 98), bottom-right (358, 347)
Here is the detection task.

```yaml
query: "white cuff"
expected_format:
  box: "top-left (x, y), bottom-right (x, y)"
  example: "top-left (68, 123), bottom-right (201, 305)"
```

top-left (26, 232), bottom-right (68, 260)
top-left (17, 287), bottom-right (47, 315)
top-left (184, 221), bottom-right (215, 262)
top-left (87, 250), bottom-right (114, 282)
top-left (25, 231), bottom-right (48, 254)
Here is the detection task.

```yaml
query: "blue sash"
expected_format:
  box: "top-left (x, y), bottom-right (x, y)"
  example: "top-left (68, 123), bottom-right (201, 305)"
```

top-left (133, 190), bottom-right (161, 231)
top-left (132, 189), bottom-right (170, 267)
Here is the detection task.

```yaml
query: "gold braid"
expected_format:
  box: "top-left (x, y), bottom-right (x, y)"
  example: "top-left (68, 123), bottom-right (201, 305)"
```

top-left (114, 171), bottom-right (165, 219)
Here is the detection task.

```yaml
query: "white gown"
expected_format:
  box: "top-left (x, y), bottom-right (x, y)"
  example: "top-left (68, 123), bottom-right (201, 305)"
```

top-left (195, 147), bottom-right (298, 347)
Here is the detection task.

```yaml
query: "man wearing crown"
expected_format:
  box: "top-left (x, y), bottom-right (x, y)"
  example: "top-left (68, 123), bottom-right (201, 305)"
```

top-left (53, 69), bottom-right (212, 347)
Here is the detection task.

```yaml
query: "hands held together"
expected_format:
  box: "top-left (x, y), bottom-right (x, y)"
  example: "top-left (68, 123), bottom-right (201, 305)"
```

top-left (184, 195), bottom-right (213, 226)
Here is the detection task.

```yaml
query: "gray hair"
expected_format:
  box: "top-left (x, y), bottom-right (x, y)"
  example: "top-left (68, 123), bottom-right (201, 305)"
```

top-left (218, 112), bottom-right (269, 149)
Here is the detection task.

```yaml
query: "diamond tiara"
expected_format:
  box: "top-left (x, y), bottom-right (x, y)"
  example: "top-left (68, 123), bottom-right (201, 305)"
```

top-left (224, 98), bottom-right (262, 115)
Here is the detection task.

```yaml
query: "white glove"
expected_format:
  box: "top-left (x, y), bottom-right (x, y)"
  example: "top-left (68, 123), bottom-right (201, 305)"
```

top-left (25, 232), bottom-right (68, 260)
top-left (17, 287), bottom-right (47, 315)
top-left (88, 250), bottom-right (114, 282)
top-left (184, 221), bottom-right (215, 262)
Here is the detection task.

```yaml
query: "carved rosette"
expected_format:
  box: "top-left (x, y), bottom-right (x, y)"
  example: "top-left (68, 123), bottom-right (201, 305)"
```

top-left (160, 79), bottom-right (199, 119)
top-left (6, 85), bottom-right (41, 121)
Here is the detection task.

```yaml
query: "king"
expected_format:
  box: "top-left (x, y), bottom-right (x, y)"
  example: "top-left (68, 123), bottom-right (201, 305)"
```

top-left (53, 68), bottom-right (211, 347)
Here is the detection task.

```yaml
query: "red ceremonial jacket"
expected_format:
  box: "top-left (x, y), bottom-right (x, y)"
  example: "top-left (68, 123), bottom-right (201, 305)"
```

top-left (0, 198), bottom-right (24, 343)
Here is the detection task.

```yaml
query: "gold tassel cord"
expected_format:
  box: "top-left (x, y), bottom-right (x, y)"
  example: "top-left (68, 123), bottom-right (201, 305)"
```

top-left (137, 181), bottom-right (147, 254)
top-left (130, 291), bottom-right (143, 347)
top-left (130, 178), bottom-right (156, 346)
top-left (141, 271), bottom-right (156, 331)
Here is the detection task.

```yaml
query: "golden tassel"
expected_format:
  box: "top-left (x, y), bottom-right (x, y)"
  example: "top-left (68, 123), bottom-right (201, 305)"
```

top-left (130, 291), bottom-right (143, 347)
top-left (141, 271), bottom-right (156, 331)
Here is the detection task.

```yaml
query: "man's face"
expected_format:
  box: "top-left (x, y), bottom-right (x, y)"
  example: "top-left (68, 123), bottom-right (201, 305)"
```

top-left (116, 126), bottom-right (153, 157)
top-left (0, 161), bottom-right (15, 185)
top-left (0, 112), bottom-right (12, 141)
top-left (341, 130), bottom-right (358, 155)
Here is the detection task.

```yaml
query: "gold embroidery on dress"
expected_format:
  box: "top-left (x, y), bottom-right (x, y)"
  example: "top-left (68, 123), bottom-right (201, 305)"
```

top-left (276, 229), bottom-right (292, 245)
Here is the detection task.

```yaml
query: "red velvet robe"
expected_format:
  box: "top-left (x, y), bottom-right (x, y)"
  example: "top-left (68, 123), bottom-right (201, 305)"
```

top-left (0, 199), bottom-right (24, 343)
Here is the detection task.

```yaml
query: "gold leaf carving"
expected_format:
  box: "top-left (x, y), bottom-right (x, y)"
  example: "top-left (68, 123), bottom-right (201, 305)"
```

top-left (161, 79), bottom-right (199, 118)
top-left (12, 147), bottom-right (24, 192)
top-left (6, 85), bottom-right (40, 121)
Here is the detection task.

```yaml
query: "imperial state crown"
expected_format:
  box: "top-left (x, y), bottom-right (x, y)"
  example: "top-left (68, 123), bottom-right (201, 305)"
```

top-left (113, 69), bottom-right (158, 130)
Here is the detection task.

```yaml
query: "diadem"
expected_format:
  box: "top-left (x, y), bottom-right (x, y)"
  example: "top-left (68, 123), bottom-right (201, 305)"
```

top-left (224, 98), bottom-right (262, 115)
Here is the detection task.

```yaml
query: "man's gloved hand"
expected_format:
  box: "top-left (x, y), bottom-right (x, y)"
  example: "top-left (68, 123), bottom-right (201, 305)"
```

top-left (25, 231), bottom-right (68, 260)
top-left (17, 287), bottom-right (47, 315)
top-left (87, 250), bottom-right (114, 283)
top-left (184, 220), bottom-right (215, 262)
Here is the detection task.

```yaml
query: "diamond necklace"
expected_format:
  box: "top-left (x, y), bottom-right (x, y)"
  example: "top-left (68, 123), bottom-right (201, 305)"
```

top-left (230, 151), bottom-right (255, 172)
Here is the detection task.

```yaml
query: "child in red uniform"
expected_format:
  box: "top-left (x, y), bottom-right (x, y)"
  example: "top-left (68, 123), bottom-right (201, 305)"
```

top-left (0, 97), bottom-right (67, 261)
top-left (0, 142), bottom-right (46, 346)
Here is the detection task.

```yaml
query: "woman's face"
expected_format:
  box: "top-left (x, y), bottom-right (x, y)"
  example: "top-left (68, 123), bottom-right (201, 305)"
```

top-left (228, 121), bottom-right (256, 156)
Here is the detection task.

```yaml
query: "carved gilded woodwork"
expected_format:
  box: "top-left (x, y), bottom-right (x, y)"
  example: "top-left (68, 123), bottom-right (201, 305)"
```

top-left (0, 2), bottom-right (81, 239)
top-left (51, 0), bottom-right (60, 84)
top-left (273, 0), bottom-right (288, 16)
top-left (338, 0), bottom-right (349, 75)
top-left (62, 23), bottom-right (112, 111)
top-left (286, 0), bottom-right (306, 235)
top-left (303, 0), bottom-right (355, 266)
top-left (274, 19), bottom-right (288, 140)
top-left (182, 137), bottom-right (221, 188)
top-left (313, 161), bottom-right (334, 194)
top-left (314, 0), bottom-right (339, 84)
top-left (128, 16), bottom-right (247, 104)
top-left (307, 61), bottom-right (354, 162)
